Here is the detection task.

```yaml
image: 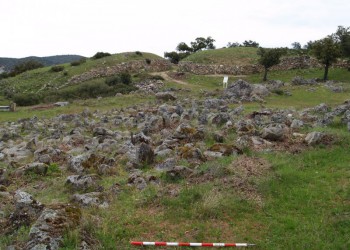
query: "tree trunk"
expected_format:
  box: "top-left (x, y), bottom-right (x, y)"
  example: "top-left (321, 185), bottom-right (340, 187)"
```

top-left (263, 68), bottom-right (268, 81)
top-left (323, 62), bottom-right (329, 81)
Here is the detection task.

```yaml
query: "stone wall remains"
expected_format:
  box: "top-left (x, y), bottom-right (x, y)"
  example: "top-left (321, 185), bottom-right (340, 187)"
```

top-left (178, 56), bottom-right (348, 75)
top-left (68, 59), bottom-right (171, 84)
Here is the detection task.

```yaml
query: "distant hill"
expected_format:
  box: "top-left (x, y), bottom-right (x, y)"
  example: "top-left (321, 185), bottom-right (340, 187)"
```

top-left (0, 55), bottom-right (85, 72)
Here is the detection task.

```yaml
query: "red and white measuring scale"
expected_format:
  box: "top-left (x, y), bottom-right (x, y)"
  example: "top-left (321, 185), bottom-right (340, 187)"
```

top-left (131, 241), bottom-right (255, 247)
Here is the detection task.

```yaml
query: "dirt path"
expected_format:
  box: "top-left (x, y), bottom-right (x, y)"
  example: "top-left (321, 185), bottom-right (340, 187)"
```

top-left (205, 74), bottom-right (247, 78)
top-left (150, 71), bottom-right (189, 85)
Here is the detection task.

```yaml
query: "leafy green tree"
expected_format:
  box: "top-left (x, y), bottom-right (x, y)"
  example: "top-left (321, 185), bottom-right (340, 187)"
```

top-left (243, 40), bottom-right (259, 47)
top-left (164, 51), bottom-right (190, 64)
top-left (176, 42), bottom-right (193, 53)
top-left (227, 42), bottom-right (241, 48)
top-left (257, 48), bottom-right (287, 81)
top-left (333, 26), bottom-right (350, 57)
top-left (311, 37), bottom-right (341, 80)
top-left (291, 42), bottom-right (302, 50)
top-left (164, 36), bottom-right (216, 64)
top-left (303, 40), bottom-right (314, 50)
top-left (190, 36), bottom-right (216, 52)
top-left (92, 52), bottom-right (111, 59)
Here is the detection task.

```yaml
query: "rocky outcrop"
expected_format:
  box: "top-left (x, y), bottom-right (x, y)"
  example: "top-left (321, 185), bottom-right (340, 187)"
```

top-left (24, 204), bottom-right (81, 250)
top-left (66, 175), bottom-right (102, 192)
top-left (156, 92), bottom-right (177, 101)
top-left (7, 191), bottom-right (44, 232)
top-left (223, 79), bottom-right (269, 102)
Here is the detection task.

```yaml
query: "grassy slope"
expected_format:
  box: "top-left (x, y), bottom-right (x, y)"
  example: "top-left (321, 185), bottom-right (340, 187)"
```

top-left (0, 68), bottom-right (349, 121)
top-left (182, 47), bottom-right (259, 65)
top-left (1, 59), bottom-right (350, 249)
top-left (0, 52), bottom-right (162, 95)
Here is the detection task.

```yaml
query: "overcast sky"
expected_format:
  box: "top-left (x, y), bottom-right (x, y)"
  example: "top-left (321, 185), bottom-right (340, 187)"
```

top-left (1, 0), bottom-right (349, 58)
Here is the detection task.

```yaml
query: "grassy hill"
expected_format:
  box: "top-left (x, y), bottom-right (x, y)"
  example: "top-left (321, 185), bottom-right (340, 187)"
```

top-left (182, 47), bottom-right (260, 65)
top-left (0, 52), bottom-right (164, 103)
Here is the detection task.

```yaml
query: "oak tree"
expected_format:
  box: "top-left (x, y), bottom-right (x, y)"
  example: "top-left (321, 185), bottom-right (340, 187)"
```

top-left (257, 48), bottom-right (287, 81)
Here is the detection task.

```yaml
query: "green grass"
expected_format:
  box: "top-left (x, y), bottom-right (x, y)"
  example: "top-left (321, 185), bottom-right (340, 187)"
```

top-left (58, 127), bottom-right (350, 249)
top-left (183, 47), bottom-right (259, 65)
top-left (246, 67), bottom-right (350, 83)
top-left (0, 93), bottom-right (155, 122)
top-left (0, 52), bottom-right (162, 95)
top-left (258, 132), bottom-right (350, 249)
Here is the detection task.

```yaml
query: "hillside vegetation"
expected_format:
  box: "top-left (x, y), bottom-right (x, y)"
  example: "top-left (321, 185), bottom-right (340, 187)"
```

top-left (182, 47), bottom-right (260, 65)
top-left (0, 52), bottom-right (165, 104)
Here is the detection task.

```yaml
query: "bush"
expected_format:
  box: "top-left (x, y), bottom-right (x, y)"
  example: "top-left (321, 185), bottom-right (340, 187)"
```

top-left (13, 93), bottom-right (42, 106)
top-left (0, 72), bottom-right (9, 80)
top-left (92, 52), bottom-right (111, 59)
top-left (9, 60), bottom-right (44, 77)
top-left (145, 58), bottom-right (151, 65)
top-left (70, 58), bottom-right (86, 66)
top-left (105, 75), bottom-right (121, 86)
top-left (113, 83), bottom-right (138, 94)
top-left (50, 65), bottom-right (64, 72)
top-left (271, 89), bottom-right (284, 95)
top-left (105, 72), bottom-right (132, 86)
top-left (44, 79), bottom-right (137, 102)
top-left (119, 72), bottom-right (132, 85)
top-left (149, 75), bottom-right (164, 81)
top-left (135, 51), bottom-right (143, 56)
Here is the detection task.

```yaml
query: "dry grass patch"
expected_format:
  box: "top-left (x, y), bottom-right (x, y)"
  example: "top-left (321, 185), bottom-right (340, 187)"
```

top-left (226, 156), bottom-right (271, 205)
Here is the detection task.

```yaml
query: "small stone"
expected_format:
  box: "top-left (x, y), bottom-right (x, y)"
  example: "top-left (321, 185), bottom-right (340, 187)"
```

top-left (136, 143), bottom-right (154, 165)
top-left (261, 124), bottom-right (286, 141)
top-left (305, 132), bottom-right (324, 145)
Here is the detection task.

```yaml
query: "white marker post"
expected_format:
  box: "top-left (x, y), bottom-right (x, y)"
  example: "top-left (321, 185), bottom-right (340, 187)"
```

top-left (223, 75), bottom-right (228, 89)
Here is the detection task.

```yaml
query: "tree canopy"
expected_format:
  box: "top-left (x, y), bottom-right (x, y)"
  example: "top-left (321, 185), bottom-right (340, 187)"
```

top-left (291, 42), bottom-right (302, 50)
top-left (333, 26), bottom-right (350, 58)
top-left (164, 36), bottom-right (216, 64)
top-left (257, 48), bottom-right (287, 81)
top-left (242, 40), bottom-right (259, 48)
top-left (311, 37), bottom-right (341, 80)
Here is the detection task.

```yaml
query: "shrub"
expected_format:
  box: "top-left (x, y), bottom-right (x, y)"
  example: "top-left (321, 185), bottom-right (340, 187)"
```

top-left (45, 79), bottom-right (137, 101)
top-left (92, 52), bottom-right (111, 59)
top-left (149, 75), bottom-right (164, 81)
top-left (105, 75), bottom-right (121, 86)
top-left (50, 65), bottom-right (64, 72)
top-left (76, 81), bottom-right (111, 98)
top-left (113, 83), bottom-right (138, 94)
top-left (0, 72), bottom-right (9, 80)
top-left (13, 93), bottom-right (42, 106)
top-left (119, 72), bottom-right (132, 85)
top-left (145, 58), bottom-right (151, 65)
top-left (135, 51), bottom-right (143, 56)
top-left (105, 72), bottom-right (132, 86)
top-left (70, 58), bottom-right (86, 66)
top-left (272, 89), bottom-right (284, 95)
top-left (9, 60), bottom-right (44, 77)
